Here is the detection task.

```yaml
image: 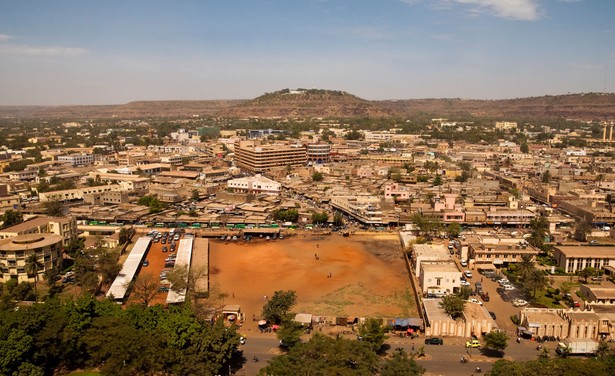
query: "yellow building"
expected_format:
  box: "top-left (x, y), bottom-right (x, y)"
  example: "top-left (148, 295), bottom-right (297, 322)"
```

top-left (0, 233), bottom-right (63, 283)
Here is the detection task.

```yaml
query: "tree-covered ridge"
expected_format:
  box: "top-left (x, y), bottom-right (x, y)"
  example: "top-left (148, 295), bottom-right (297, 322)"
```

top-left (0, 296), bottom-right (239, 376)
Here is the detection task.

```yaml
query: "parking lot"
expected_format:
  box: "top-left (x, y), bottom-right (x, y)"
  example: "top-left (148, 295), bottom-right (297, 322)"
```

top-left (460, 267), bottom-right (528, 334)
top-left (128, 231), bottom-right (183, 306)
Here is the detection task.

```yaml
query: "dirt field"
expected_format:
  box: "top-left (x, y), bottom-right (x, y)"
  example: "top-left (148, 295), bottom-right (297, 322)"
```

top-left (206, 233), bottom-right (417, 322)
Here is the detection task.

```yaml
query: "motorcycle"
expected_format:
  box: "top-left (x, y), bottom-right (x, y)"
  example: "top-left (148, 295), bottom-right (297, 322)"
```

top-left (252, 356), bottom-right (259, 363)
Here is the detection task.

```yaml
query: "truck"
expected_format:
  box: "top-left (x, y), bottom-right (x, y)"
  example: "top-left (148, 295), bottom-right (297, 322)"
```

top-left (556, 338), bottom-right (599, 356)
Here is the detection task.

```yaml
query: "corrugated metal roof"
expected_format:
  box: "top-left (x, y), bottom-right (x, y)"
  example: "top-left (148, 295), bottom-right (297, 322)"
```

top-left (166, 237), bottom-right (193, 304)
top-left (107, 237), bottom-right (151, 301)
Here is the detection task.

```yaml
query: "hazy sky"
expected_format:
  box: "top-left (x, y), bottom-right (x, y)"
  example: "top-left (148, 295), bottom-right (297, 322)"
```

top-left (1, 0), bottom-right (614, 105)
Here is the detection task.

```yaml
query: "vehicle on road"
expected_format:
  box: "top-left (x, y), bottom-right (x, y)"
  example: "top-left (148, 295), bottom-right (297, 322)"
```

top-left (556, 338), bottom-right (599, 356)
top-left (142, 260), bottom-right (149, 267)
top-left (504, 284), bottom-right (515, 291)
top-left (460, 260), bottom-right (468, 267)
top-left (461, 280), bottom-right (471, 287)
top-left (464, 270), bottom-right (473, 279)
top-left (468, 298), bottom-right (483, 306)
top-left (512, 299), bottom-right (528, 307)
top-left (480, 292), bottom-right (490, 302)
top-left (158, 285), bottom-right (170, 292)
top-left (424, 337), bottom-right (444, 345)
top-left (498, 278), bottom-right (510, 286)
top-left (489, 311), bottom-right (496, 320)
top-left (466, 339), bottom-right (481, 348)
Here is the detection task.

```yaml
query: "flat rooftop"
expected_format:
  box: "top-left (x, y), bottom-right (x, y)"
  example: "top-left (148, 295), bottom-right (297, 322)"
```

top-left (555, 246), bottom-right (615, 258)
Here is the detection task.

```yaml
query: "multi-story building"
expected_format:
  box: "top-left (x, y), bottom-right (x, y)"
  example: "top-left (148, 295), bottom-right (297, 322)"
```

top-left (57, 153), bottom-right (94, 166)
top-left (306, 143), bottom-right (331, 163)
top-left (0, 233), bottom-right (63, 283)
top-left (411, 244), bottom-right (452, 275)
top-left (0, 215), bottom-right (77, 246)
top-left (419, 261), bottom-right (461, 296)
top-left (234, 140), bottom-right (307, 173)
top-left (330, 196), bottom-right (383, 225)
top-left (38, 184), bottom-right (123, 202)
top-left (227, 174), bottom-right (281, 196)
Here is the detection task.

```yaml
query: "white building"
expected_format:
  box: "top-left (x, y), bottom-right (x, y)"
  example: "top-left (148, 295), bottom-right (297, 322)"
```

top-left (227, 174), bottom-right (281, 195)
top-left (57, 153), bottom-right (94, 166)
top-left (419, 261), bottom-right (462, 296)
top-left (411, 244), bottom-right (451, 275)
top-left (330, 196), bottom-right (383, 224)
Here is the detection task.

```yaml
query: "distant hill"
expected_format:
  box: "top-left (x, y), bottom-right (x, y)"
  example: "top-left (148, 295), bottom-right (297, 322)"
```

top-left (1, 91), bottom-right (614, 120)
top-left (216, 89), bottom-right (390, 118)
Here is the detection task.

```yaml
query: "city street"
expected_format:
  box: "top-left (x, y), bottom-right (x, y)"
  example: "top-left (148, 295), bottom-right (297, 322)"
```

top-left (235, 331), bottom-right (557, 376)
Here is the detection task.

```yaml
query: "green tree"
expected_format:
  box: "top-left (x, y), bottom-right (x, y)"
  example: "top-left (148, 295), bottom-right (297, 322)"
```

top-left (43, 200), bottom-right (63, 216)
top-left (439, 294), bottom-right (466, 319)
top-left (273, 209), bottom-right (299, 222)
top-left (381, 348), bottom-right (425, 376)
top-left (357, 318), bottom-right (388, 351)
top-left (520, 143), bottom-right (529, 153)
top-left (526, 269), bottom-right (548, 299)
top-left (595, 340), bottom-right (613, 358)
top-left (433, 175), bottom-right (442, 186)
top-left (118, 227), bottom-right (134, 245)
top-left (260, 333), bottom-right (379, 375)
top-left (191, 189), bottom-right (200, 201)
top-left (528, 214), bottom-right (549, 249)
top-left (578, 267), bottom-right (595, 283)
top-left (446, 222), bottom-right (461, 238)
top-left (276, 320), bottom-right (304, 348)
top-left (311, 211), bottom-right (329, 225)
top-left (24, 254), bottom-right (44, 299)
top-left (333, 212), bottom-right (344, 227)
top-left (573, 219), bottom-right (592, 242)
top-left (482, 330), bottom-right (509, 355)
top-left (542, 170), bottom-right (551, 183)
top-left (262, 290), bottom-right (297, 324)
top-left (97, 250), bottom-right (121, 285)
top-left (312, 171), bottom-right (324, 181)
top-left (1, 210), bottom-right (24, 229)
top-left (516, 254), bottom-right (536, 282)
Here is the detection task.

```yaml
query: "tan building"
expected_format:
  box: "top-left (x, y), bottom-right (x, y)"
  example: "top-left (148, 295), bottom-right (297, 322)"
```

top-left (419, 261), bottom-right (461, 296)
top-left (553, 246), bottom-right (615, 273)
top-left (0, 233), bottom-right (63, 283)
top-left (0, 216), bottom-right (77, 246)
top-left (234, 140), bottom-right (307, 173)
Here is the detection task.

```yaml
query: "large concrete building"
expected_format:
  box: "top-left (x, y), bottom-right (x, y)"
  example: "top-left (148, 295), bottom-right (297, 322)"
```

top-left (234, 140), bottom-right (307, 173)
top-left (57, 153), bottom-right (94, 166)
top-left (0, 233), bottom-right (63, 283)
top-left (553, 246), bottom-right (615, 273)
top-left (227, 174), bottom-right (281, 195)
top-left (0, 216), bottom-right (77, 246)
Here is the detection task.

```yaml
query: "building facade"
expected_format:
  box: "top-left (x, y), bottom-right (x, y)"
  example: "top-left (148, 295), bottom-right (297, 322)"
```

top-left (234, 140), bottom-right (307, 173)
top-left (0, 233), bottom-right (63, 283)
top-left (227, 174), bottom-right (281, 195)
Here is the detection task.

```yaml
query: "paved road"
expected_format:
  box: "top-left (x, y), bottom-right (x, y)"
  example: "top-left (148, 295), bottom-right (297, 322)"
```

top-left (235, 333), bottom-right (554, 376)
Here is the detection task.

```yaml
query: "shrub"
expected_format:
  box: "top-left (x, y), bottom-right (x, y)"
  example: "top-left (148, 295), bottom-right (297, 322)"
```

top-left (553, 295), bottom-right (563, 301)
top-left (510, 315), bottom-right (520, 325)
top-left (546, 288), bottom-right (556, 296)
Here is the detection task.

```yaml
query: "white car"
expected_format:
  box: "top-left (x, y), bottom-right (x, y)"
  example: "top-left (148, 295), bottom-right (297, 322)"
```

top-left (464, 271), bottom-right (473, 279)
top-left (468, 298), bottom-right (483, 306)
top-left (460, 260), bottom-right (468, 267)
top-left (498, 279), bottom-right (510, 286)
top-left (512, 299), bottom-right (528, 307)
top-left (461, 280), bottom-right (471, 287)
top-left (504, 284), bottom-right (515, 291)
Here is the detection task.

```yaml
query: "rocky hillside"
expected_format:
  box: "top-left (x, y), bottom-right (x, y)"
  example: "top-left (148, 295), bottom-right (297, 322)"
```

top-left (1, 90), bottom-right (614, 120)
top-left (217, 89), bottom-right (389, 118)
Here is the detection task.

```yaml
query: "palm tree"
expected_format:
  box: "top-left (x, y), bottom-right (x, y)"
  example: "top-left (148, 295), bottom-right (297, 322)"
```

top-left (25, 253), bottom-right (44, 299)
top-left (527, 269), bottom-right (548, 299)
top-left (573, 219), bottom-right (592, 242)
top-left (516, 254), bottom-right (535, 282)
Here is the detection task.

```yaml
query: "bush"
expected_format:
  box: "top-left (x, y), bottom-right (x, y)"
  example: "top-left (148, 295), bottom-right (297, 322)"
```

top-left (546, 288), bottom-right (556, 296)
top-left (510, 315), bottom-right (520, 325)
top-left (553, 295), bottom-right (563, 301)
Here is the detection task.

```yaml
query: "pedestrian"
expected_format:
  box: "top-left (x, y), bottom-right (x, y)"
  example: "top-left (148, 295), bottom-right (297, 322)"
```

top-left (412, 343), bottom-right (415, 352)
top-left (264, 295), bottom-right (267, 301)
top-left (253, 314), bottom-right (256, 322)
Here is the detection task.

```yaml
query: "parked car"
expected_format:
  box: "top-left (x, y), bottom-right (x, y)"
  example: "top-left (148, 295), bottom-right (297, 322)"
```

top-left (464, 270), bottom-right (473, 279)
top-left (461, 280), bottom-right (471, 287)
top-left (468, 298), bottom-right (483, 306)
top-left (162, 246), bottom-right (168, 252)
top-left (158, 286), bottom-right (170, 292)
top-left (572, 300), bottom-right (581, 308)
top-left (465, 339), bottom-right (481, 348)
top-left (424, 337), bottom-right (444, 345)
top-left (489, 311), bottom-right (497, 320)
top-left (512, 299), bottom-right (528, 307)
top-left (143, 260), bottom-right (149, 267)
top-left (460, 260), bottom-right (468, 267)
top-left (480, 292), bottom-right (490, 302)
top-left (504, 284), bottom-right (515, 291)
